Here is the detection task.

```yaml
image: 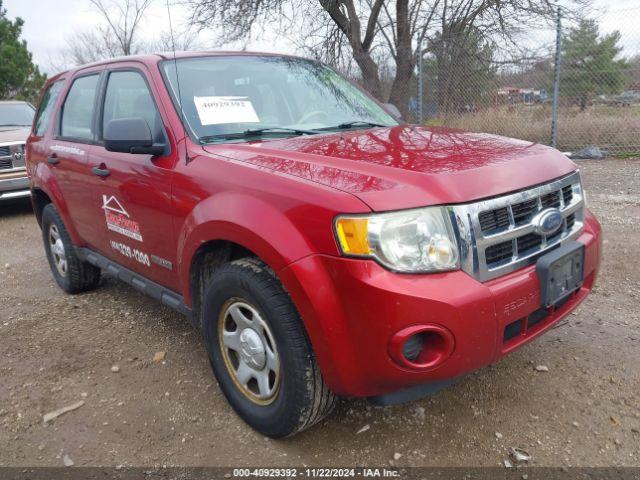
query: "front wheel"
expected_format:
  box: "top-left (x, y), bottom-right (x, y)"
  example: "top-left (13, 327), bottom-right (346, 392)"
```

top-left (202, 258), bottom-right (337, 437)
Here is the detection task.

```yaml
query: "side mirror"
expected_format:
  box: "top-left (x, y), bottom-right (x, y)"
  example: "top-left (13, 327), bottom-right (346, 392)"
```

top-left (104, 117), bottom-right (165, 155)
top-left (382, 103), bottom-right (402, 120)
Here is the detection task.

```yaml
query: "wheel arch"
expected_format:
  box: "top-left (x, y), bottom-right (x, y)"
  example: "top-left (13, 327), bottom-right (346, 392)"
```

top-left (30, 165), bottom-right (82, 244)
top-left (177, 192), bottom-right (318, 309)
top-left (31, 188), bottom-right (52, 226)
top-left (188, 239), bottom-right (257, 329)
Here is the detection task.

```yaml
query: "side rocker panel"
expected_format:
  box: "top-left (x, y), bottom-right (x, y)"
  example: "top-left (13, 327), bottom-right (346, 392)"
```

top-left (76, 247), bottom-right (193, 320)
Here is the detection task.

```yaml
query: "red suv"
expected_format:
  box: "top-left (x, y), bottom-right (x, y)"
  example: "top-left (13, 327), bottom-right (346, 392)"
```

top-left (26, 52), bottom-right (602, 438)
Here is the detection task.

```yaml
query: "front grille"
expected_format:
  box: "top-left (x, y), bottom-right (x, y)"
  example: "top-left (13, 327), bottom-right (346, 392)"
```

top-left (511, 198), bottom-right (538, 226)
top-left (479, 207), bottom-right (510, 233)
top-left (502, 289), bottom-right (579, 346)
top-left (527, 308), bottom-right (549, 329)
top-left (0, 143), bottom-right (22, 170)
top-left (485, 241), bottom-right (513, 265)
top-left (453, 172), bottom-right (585, 282)
top-left (503, 318), bottom-right (524, 342)
top-left (503, 308), bottom-right (549, 345)
top-left (541, 191), bottom-right (561, 208)
top-left (0, 157), bottom-right (12, 170)
top-left (516, 232), bottom-right (543, 253)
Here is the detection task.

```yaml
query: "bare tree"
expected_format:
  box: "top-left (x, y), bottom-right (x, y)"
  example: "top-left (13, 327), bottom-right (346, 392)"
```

top-left (65, 29), bottom-right (124, 65)
top-left (51, 0), bottom-right (152, 70)
top-left (89, 0), bottom-right (154, 55)
top-left (186, 0), bottom-right (585, 116)
top-left (51, 0), bottom-right (201, 71)
top-left (155, 28), bottom-right (202, 53)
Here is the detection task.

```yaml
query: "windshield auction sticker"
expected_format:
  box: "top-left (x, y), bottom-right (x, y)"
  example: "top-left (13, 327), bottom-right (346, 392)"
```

top-left (193, 96), bottom-right (260, 125)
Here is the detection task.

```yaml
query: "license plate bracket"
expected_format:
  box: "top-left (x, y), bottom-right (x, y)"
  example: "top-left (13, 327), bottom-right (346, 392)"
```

top-left (536, 241), bottom-right (585, 308)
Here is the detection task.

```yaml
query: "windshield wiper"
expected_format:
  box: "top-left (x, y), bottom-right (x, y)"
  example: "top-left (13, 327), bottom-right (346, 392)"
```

top-left (245, 127), bottom-right (318, 135)
top-left (0, 123), bottom-right (31, 127)
top-left (200, 127), bottom-right (318, 143)
top-left (315, 120), bottom-right (387, 131)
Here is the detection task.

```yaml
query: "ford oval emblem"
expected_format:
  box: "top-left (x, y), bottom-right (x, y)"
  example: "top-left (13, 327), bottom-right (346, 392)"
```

top-left (535, 208), bottom-right (563, 236)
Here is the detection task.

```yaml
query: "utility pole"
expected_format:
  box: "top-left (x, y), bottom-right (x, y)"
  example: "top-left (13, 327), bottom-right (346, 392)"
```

top-left (551, 6), bottom-right (562, 148)
top-left (417, 37), bottom-right (424, 124)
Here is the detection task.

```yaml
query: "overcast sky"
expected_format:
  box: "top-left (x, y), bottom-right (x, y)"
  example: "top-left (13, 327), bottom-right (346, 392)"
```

top-left (4, 0), bottom-right (639, 75)
top-left (4, 0), bottom-right (293, 74)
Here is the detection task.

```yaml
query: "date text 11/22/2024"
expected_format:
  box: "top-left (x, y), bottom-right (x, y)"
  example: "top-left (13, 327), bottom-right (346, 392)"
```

top-left (232, 468), bottom-right (400, 477)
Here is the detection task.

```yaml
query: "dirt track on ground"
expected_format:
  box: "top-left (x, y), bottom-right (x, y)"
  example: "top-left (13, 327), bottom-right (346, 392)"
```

top-left (0, 158), bottom-right (638, 467)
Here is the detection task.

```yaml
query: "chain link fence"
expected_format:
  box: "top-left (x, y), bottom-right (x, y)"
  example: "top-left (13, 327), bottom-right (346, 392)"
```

top-left (399, 6), bottom-right (640, 156)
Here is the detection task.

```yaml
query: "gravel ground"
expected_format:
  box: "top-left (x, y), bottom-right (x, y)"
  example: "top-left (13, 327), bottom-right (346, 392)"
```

top-left (0, 158), bottom-right (638, 468)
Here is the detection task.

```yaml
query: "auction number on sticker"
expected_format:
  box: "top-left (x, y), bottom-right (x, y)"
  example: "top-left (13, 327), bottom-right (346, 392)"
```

top-left (110, 240), bottom-right (150, 266)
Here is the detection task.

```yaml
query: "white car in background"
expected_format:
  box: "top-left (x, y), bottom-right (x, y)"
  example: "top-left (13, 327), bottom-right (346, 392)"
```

top-left (0, 100), bottom-right (35, 201)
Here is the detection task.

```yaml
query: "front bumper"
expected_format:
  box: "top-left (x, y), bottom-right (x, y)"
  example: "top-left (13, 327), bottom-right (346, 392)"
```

top-left (0, 172), bottom-right (30, 200)
top-left (280, 211), bottom-right (602, 398)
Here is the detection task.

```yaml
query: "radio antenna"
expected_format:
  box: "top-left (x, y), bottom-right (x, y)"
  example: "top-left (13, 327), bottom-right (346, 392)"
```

top-left (165, 0), bottom-right (190, 164)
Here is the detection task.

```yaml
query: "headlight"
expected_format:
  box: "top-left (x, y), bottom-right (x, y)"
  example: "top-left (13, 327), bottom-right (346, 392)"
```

top-left (335, 207), bottom-right (460, 273)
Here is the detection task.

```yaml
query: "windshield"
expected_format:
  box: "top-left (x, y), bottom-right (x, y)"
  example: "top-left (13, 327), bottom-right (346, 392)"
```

top-left (0, 103), bottom-right (35, 127)
top-left (161, 55), bottom-right (397, 142)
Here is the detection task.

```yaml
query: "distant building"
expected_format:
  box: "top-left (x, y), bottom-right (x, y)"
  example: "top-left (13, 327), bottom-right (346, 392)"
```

top-left (494, 87), bottom-right (548, 105)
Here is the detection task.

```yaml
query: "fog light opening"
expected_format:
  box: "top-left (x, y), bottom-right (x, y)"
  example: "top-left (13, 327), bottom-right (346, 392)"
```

top-left (391, 325), bottom-right (455, 370)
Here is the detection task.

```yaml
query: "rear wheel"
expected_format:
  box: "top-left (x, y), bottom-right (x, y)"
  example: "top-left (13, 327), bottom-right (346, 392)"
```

top-left (41, 204), bottom-right (101, 293)
top-left (202, 258), bottom-right (337, 437)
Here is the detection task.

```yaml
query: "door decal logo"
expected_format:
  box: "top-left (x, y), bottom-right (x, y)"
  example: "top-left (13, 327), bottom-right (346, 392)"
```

top-left (102, 195), bottom-right (143, 242)
top-left (51, 144), bottom-right (85, 155)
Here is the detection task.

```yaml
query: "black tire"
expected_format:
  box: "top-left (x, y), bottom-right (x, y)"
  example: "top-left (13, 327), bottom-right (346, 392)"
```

top-left (202, 257), bottom-right (337, 438)
top-left (41, 203), bottom-right (101, 294)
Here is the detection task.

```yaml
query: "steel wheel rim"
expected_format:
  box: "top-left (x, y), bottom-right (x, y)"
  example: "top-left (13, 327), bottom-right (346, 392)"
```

top-left (218, 298), bottom-right (281, 405)
top-left (48, 224), bottom-right (68, 277)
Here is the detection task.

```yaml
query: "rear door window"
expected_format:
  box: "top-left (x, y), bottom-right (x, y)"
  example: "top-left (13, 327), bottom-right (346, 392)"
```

top-left (60, 74), bottom-right (100, 141)
top-left (34, 80), bottom-right (64, 136)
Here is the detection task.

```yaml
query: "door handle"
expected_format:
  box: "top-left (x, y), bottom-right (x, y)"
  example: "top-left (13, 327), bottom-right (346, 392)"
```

top-left (92, 166), bottom-right (111, 177)
top-left (47, 155), bottom-right (59, 165)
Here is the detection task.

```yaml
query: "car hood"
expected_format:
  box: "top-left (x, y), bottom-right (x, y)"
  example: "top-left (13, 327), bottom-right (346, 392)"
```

top-left (202, 125), bottom-right (577, 211)
top-left (0, 127), bottom-right (30, 143)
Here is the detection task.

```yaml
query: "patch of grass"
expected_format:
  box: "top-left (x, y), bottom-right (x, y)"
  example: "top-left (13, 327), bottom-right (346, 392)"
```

top-left (436, 104), bottom-right (640, 153)
top-left (424, 118), bottom-right (445, 127)
top-left (613, 151), bottom-right (640, 159)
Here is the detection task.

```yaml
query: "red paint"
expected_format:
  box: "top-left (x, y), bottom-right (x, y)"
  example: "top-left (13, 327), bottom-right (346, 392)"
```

top-left (205, 126), bottom-right (576, 211)
top-left (27, 53), bottom-right (602, 399)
